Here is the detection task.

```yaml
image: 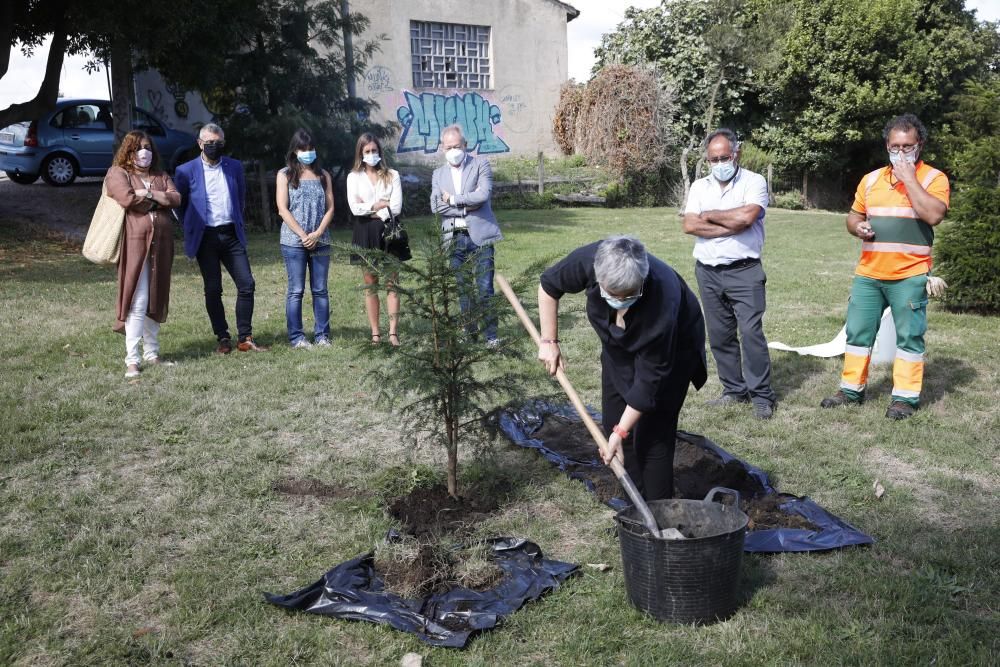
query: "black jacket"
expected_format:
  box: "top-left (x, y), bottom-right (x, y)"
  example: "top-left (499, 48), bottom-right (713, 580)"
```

top-left (540, 242), bottom-right (707, 413)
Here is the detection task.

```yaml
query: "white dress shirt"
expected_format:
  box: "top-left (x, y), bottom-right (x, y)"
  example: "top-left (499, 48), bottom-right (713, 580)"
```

top-left (449, 163), bottom-right (467, 227)
top-left (202, 159), bottom-right (233, 227)
top-left (684, 167), bottom-right (769, 266)
top-left (346, 169), bottom-right (402, 221)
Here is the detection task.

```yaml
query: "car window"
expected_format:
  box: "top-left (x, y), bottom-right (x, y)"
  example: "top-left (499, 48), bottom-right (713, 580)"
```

top-left (54, 104), bottom-right (108, 130)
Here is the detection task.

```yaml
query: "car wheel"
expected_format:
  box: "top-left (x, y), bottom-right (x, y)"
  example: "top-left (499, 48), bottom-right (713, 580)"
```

top-left (4, 171), bottom-right (40, 185)
top-left (41, 154), bottom-right (78, 186)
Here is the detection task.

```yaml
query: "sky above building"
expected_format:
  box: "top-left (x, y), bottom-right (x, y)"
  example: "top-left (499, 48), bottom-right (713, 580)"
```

top-left (2, 0), bottom-right (999, 108)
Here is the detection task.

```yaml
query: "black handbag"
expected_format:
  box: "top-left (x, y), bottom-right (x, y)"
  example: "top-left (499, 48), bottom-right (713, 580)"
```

top-left (382, 212), bottom-right (412, 261)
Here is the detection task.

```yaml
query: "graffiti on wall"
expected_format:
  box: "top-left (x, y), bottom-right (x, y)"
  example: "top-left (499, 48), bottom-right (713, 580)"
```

top-left (396, 90), bottom-right (510, 154)
top-left (498, 85), bottom-right (532, 134)
top-left (364, 66), bottom-right (394, 95)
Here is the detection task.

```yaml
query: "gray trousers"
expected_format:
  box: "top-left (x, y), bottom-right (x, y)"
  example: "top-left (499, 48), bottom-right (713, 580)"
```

top-left (695, 259), bottom-right (776, 407)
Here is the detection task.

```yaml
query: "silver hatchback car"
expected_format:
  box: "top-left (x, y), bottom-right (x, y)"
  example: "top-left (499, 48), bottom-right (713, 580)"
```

top-left (0, 98), bottom-right (198, 186)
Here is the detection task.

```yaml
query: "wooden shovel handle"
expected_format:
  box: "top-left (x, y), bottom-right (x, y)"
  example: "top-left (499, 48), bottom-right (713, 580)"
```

top-left (495, 274), bottom-right (661, 536)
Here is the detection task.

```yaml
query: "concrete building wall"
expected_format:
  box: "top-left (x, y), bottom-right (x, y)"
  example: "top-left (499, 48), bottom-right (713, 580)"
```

top-left (352, 0), bottom-right (575, 162)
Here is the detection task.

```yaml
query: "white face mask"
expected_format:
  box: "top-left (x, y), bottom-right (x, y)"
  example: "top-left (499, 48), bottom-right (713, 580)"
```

top-left (446, 148), bottom-right (465, 166)
top-left (889, 148), bottom-right (920, 167)
top-left (362, 153), bottom-right (381, 167)
top-left (135, 148), bottom-right (153, 168)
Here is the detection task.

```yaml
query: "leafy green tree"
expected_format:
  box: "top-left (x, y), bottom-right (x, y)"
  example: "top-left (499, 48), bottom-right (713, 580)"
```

top-left (2, 0), bottom-right (387, 168)
top-left (593, 0), bottom-right (787, 197)
top-left (933, 75), bottom-right (1000, 313)
top-left (180, 0), bottom-right (389, 171)
top-left (357, 229), bottom-right (530, 499)
top-left (753, 0), bottom-right (997, 175)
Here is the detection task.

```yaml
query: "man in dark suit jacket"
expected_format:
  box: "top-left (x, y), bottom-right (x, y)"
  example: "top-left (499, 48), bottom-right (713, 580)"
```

top-left (174, 123), bottom-right (267, 353)
top-left (431, 124), bottom-right (503, 345)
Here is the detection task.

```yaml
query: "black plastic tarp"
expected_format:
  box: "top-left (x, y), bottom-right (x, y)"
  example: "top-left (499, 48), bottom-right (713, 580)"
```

top-left (497, 400), bottom-right (874, 553)
top-left (265, 536), bottom-right (578, 648)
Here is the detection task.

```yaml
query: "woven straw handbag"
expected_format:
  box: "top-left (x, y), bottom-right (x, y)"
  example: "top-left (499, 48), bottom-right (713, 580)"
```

top-left (82, 183), bottom-right (126, 265)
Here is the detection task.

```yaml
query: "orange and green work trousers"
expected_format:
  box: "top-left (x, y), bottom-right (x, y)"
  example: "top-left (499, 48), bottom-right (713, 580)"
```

top-left (840, 274), bottom-right (928, 407)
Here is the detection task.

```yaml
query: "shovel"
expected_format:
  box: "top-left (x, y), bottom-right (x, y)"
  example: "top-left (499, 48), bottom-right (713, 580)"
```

top-left (495, 274), bottom-right (684, 540)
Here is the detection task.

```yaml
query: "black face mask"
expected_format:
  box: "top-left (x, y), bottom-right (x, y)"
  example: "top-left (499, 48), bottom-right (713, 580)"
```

top-left (202, 143), bottom-right (224, 161)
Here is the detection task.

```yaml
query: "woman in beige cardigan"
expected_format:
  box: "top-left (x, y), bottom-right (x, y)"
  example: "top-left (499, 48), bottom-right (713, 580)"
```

top-left (105, 130), bottom-right (181, 378)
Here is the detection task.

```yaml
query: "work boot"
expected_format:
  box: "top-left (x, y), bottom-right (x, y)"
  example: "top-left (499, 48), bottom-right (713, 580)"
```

top-left (753, 402), bottom-right (775, 420)
top-left (706, 393), bottom-right (750, 407)
top-left (820, 390), bottom-right (862, 408)
top-left (885, 401), bottom-right (917, 420)
top-left (216, 338), bottom-right (233, 355)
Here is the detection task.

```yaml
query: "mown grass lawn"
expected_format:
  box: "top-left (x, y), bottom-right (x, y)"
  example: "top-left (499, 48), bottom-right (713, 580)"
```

top-left (1, 207), bottom-right (997, 665)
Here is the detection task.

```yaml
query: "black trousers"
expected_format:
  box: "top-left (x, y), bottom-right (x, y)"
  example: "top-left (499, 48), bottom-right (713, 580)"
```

top-left (195, 225), bottom-right (256, 342)
top-left (601, 353), bottom-right (698, 501)
top-left (695, 259), bottom-right (776, 407)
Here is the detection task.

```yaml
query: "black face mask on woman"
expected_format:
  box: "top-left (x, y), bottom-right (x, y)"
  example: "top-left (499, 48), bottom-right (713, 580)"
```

top-left (202, 142), bottom-right (224, 161)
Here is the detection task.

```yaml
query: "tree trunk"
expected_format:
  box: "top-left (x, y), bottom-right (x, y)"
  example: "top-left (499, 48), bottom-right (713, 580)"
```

top-left (446, 417), bottom-right (458, 498)
top-left (341, 0), bottom-right (356, 99)
top-left (680, 146), bottom-right (690, 206)
top-left (537, 151), bottom-right (544, 196)
top-left (801, 171), bottom-right (809, 209)
top-left (767, 163), bottom-right (775, 206)
top-left (109, 38), bottom-right (135, 151)
top-left (257, 160), bottom-right (271, 231)
top-left (0, 26), bottom-right (66, 128)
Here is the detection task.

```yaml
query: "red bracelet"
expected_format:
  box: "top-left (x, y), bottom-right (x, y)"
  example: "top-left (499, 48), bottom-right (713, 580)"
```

top-left (540, 338), bottom-right (560, 344)
top-left (612, 424), bottom-right (629, 439)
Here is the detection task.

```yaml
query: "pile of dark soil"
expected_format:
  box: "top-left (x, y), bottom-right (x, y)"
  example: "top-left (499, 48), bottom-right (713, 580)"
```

top-left (388, 484), bottom-right (501, 537)
top-left (529, 415), bottom-right (818, 532)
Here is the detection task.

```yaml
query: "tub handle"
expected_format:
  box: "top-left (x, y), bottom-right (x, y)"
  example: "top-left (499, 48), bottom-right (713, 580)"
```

top-left (704, 486), bottom-right (742, 509)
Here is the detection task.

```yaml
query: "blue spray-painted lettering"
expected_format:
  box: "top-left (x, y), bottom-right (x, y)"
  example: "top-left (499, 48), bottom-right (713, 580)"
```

top-left (396, 91), bottom-right (510, 154)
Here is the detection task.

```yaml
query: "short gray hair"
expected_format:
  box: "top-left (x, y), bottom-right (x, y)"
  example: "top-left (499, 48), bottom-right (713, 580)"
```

top-left (594, 236), bottom-right (649, 294)
top-left (441, 124), bottom-right (466, 146)
top-left (199, 123), bottom-right (225, 141)
top-left (704, 128), bottom-right (739, 155)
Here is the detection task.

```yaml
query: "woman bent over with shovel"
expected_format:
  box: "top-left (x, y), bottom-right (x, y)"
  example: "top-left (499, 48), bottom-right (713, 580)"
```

top-left (537, 236), bottom-right (708, 501)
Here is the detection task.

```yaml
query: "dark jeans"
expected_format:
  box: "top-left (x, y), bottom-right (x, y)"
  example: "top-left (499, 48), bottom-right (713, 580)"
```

top-left (695, 259), bottom-right (776, 407)
top-left (601, 352), bottom-right (698, 501)
top-left (196, 225), bottom-right (256, 342)
top-left (449, 232), bottom-right (497, 341)
top-left (280, 244), bottom-right (331, 344)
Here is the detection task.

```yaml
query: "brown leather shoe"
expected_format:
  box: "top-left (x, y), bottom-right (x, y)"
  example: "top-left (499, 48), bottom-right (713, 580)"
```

top-left (237, 337), bottom-right (269, 352)
top-left (216, 338), bottom-right (233, 355)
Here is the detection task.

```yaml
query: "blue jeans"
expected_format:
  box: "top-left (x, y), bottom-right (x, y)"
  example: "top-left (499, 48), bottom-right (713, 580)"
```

top-left (281, 244), bottom-right (331, 343)
top-left (449, 233), bottom-right (497, 341)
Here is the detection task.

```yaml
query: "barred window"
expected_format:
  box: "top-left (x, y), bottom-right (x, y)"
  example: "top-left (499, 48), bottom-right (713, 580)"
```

top-left (410, 21), bottom-right (492, 89)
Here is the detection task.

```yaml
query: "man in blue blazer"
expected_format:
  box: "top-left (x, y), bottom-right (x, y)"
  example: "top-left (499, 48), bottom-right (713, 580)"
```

top-left (431, 124), bottom-right (504, 345)
top-left (175, 123), bottom-right (267, 354)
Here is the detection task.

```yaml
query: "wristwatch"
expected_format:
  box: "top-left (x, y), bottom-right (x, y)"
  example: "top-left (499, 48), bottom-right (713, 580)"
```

top-left (145, 190), bottom-right (154, 201)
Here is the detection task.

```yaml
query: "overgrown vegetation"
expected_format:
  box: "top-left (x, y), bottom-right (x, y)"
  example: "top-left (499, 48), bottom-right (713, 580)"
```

top-left (588, 0), bottom-right (999, 204)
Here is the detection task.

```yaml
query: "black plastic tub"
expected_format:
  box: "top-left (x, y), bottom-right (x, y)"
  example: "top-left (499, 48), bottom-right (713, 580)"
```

top-left (615, 487), bottom-right (748, 624)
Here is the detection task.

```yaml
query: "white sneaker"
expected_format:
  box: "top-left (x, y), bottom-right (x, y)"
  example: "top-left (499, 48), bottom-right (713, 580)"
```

top-left (486, 337), bottom-right (502, 349)
top-left (314, 337), bottom-right (331, 347)
top-left (291, 339), bottom-right (313, 349)
top-left (125, 364), bottom-right (141, 378)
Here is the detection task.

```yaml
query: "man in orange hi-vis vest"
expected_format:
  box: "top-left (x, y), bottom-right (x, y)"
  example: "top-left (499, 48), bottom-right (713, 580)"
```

top-left (821, 114), bottom-right (949, 420)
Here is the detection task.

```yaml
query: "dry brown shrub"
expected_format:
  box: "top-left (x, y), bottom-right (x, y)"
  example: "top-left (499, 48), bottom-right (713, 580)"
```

top-left (574, 65), bottom-right (671, 179)
top-left (552, 82), bottom-right (585, 156)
